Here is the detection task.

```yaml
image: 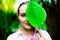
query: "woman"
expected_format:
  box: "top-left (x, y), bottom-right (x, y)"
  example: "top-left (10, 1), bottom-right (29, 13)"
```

top-left (7, 1), bottom-right (52, 40)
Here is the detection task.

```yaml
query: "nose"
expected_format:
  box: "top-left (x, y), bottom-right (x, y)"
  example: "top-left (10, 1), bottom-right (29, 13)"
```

top-left (25, 17), bottom-right (28, 22)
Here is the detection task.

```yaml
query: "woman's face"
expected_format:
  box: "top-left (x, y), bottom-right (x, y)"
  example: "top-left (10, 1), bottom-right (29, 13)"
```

top-left (18, 4), bottom-right (33, 30)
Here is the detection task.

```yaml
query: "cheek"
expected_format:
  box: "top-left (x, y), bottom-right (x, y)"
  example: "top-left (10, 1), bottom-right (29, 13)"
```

top-left (19, 17), bottom-right (25, 23)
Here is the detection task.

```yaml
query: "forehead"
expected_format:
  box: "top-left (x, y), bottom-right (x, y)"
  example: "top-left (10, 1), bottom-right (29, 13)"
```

top-left (19, 4), bottom-right (27, 14)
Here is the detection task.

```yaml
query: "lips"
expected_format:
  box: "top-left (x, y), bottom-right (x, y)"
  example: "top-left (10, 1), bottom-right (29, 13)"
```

top-left (25, 23), bottom-right (30, 26)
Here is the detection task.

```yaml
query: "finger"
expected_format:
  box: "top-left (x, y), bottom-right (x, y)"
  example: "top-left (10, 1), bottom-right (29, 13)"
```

top-left (38, 30), bottom-right (46, 40)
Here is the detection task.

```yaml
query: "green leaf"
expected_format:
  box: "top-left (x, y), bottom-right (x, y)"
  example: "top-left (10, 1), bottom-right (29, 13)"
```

top-left (26, 1), bottom-right (47, 29)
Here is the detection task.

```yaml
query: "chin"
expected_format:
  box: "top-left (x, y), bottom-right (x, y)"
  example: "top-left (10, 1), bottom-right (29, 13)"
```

top-left (22, 24), bottom-right (35, 30)
top-left (26, 27), bottom-right (35, 30)
top-left (27, 27), bottom-right (33, 29)
top-left (25, 27), bottom-right (32, 29)
top-left (23, 26), bottom-right (33, 30)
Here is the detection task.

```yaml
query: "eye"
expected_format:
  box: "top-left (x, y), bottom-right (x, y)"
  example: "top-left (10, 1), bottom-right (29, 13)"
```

top-left (20, 13), bottom-right (26, 17)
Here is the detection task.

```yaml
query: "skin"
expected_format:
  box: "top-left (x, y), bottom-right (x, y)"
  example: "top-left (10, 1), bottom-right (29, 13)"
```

top-left (18, 4), bottom-right (35, 40)
top-left (18, 4), bottom-right (34, 30)
top-left (18, 4), bottom-right (45, 40)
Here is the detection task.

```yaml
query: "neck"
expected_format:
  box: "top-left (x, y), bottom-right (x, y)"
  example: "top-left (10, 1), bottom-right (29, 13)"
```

top-left (20, 27), bottom-right (35, 38)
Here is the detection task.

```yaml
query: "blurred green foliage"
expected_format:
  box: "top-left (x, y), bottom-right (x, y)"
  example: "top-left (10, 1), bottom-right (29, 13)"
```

top-left (0, 10), bottom-right (20, 40)
top-left (0, 0), bottom-right (57, 40)
top-left (0, 0), bottom-right (20, 40)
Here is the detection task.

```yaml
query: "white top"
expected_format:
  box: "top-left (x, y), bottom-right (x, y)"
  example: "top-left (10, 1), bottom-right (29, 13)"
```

top-left (7, 29), bottom-right (52, 40)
